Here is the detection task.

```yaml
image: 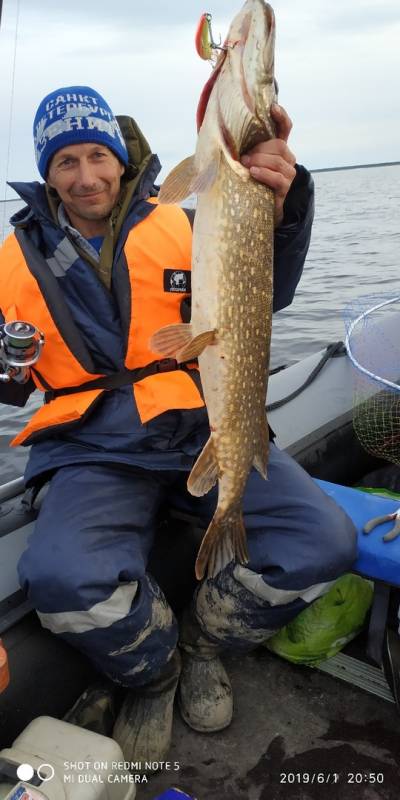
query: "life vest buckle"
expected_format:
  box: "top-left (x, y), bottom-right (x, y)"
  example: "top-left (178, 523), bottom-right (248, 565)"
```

top-left (156, 358), bottom-right (179, 373)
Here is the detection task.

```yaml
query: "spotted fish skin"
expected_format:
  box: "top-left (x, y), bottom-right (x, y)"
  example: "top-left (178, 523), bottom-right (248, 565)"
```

top-left (189, 159), bottom-right (274, 578)
top-left (152, 0), bottom-right (277, 578)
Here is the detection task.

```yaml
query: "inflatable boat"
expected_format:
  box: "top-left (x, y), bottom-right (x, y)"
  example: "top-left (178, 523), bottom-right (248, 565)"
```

top-left (0, 308), bottom-right (399, 798)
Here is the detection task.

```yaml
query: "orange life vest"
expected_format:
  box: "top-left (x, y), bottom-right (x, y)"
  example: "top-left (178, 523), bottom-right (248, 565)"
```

top-left (0, 202), bottom-right (204, 446)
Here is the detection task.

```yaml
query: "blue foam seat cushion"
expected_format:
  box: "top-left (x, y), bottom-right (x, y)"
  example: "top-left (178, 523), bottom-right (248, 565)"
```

top-left (315, 479), bottom-right (400, 586)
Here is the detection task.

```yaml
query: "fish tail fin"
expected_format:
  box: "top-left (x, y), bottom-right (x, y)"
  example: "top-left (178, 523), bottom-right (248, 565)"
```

top-left (195, 510), bottom-right (248, 580)
top-left (252, 415), bottom-right (269, 479)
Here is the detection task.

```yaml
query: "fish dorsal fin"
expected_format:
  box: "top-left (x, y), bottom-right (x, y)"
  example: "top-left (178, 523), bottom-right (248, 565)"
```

top-left (158, 150), bottom-right (221, 204)
top-left (187, 435), bottom-right (219, 497)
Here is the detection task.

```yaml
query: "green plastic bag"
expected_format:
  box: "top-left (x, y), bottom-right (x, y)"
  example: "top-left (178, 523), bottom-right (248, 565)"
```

top-left (355, 486), bottom-right (400, 501)
top-left (265, 573), bottom-right (373, 666)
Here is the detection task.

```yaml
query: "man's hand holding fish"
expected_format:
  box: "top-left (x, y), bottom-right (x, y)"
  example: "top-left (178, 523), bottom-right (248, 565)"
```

top-left (241, 103), bottom-right (297, 226)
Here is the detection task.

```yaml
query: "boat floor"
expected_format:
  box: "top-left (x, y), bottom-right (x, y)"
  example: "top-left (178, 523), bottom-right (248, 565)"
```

top-left (139, 646), bottom-right (400, 800)
top-left (2, 440), bottom-right (400, 796)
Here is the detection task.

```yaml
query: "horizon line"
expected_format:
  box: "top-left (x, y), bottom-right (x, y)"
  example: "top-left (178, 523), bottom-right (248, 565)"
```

top-left (1, 160), bottom-right (399, 202)
top-left (311, 160), bottom-right (400, 173)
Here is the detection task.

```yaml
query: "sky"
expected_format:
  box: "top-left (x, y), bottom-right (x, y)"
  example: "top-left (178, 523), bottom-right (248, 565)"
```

top-left (0, 0), bottom-right (399, 202)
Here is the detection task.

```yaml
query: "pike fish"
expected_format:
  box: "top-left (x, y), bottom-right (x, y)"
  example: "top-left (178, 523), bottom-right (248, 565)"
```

top-left (151, 0), bottom-right (277, 579)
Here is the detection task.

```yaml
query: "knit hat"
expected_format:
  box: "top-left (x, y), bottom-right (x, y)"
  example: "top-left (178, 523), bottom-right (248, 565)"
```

top-left (33, 85), bottom-right (129, 179)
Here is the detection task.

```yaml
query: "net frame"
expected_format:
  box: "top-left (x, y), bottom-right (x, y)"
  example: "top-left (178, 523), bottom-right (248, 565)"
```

top-left (345, 295), bottom-right (400, 466)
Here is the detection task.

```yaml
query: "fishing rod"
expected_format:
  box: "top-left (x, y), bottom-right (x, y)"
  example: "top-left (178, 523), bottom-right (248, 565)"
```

top-left (1, 0), bottom-right (21, 243)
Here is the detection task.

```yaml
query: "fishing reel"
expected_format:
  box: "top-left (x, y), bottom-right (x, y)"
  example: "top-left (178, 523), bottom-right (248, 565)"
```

top-left (0, 321), bottom-right (44, 383)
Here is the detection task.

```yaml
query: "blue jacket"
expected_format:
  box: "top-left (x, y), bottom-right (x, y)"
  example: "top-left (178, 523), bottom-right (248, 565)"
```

top-left (0, 156), bottom-right (314, 485)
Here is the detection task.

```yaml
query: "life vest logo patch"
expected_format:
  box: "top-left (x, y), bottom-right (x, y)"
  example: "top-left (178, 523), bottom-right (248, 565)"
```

top-left (164, 269), bottom-right (191, 294)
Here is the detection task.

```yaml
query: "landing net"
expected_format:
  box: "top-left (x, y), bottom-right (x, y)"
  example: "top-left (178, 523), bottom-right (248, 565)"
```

top-left (344, 294), bottom-right (400, 466)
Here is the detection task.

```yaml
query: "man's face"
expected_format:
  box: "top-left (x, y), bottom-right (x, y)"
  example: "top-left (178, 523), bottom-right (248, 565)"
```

top-left (47, 142), bottom-right (125, 235)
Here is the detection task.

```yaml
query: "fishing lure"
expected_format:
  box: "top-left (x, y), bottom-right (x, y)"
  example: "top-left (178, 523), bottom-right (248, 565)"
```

top-left (195, 13), bottom-right (218, 60)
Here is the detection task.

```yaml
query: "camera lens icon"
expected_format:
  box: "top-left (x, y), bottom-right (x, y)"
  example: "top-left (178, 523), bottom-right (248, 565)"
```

top-left (16, 762), bottom-right (55, 782)
top-left (37, 763), bottom-right (55, 782)
top-left (16, 764), bottom-right (34, 782)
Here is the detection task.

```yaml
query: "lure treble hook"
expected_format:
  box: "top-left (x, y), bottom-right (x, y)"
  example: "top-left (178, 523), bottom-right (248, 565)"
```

top-left (204, 13), bottom-right (225, 51)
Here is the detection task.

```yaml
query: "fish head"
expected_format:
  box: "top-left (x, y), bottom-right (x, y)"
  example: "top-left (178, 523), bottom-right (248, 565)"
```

top-left (197, 0), bottom-right (277, 159)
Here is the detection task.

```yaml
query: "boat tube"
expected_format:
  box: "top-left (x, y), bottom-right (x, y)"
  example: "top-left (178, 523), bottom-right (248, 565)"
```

top-left (0, 307), bottom-right (399, 747)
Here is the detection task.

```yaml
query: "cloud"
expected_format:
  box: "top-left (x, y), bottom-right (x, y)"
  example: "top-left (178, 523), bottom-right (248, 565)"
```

top-left (0, 0), bottom-right (399, 198)
top-left (316, 0), bottom-right (400, 32)
top-left (275, 0), bottom-right (400, 35)
top-left (0, 10), bottom-right (211, 189)
top-left (17, 0), bottom-right (232, 29)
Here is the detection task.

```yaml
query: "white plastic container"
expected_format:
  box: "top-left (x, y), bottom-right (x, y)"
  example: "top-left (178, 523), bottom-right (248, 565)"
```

top-left (0, 716), bottom-right (136, 799)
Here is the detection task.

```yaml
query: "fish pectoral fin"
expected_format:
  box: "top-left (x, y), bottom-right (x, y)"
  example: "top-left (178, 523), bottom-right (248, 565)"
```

top-left (187, 435), bottom-right (219, 497)
top-left (150, 323), bottom-right (193, 358)
top-left (252, 415), bottom-right (269, 480)
top-left (177, 329), bottom-right (216, 361)
top-left (189, 150), bottom-right (221, 195)
top-left (158, 156), bottom-right (197, 203)
top-left (158, 150), bottom-right (221, 203)
top-left (195, 512), bottom-right (248, 580)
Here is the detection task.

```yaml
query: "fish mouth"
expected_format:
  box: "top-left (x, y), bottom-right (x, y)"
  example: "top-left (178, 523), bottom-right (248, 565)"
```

top-left (196, 1), bottom-right (276, 140)
top-left (264, 2), bottom-right (275, 31)
top-left (262, 2), bottom-right (276, 76)
top-left (238, 1), bottom-right (276, 152)
top-left (196, 50), bottom-right (227, 132)
top-left (240, 2), bottom-right (275, 104)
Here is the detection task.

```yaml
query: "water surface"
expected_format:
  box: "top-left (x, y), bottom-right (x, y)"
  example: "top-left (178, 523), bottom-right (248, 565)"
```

top-left (0, 164), bottom-right (399, 480)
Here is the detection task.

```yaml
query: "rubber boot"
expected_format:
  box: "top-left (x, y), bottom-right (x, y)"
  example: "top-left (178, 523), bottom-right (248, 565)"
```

top-left (112, 649), bottom-right (181, 764)
top-left (63, 680), bottom-right (116, 737)
top-left (178, 609), bottom-right (233, 733)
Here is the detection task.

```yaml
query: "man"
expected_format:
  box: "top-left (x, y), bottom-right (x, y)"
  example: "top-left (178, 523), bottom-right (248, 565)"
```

top-left (0, 86), bottom-right (357, 762)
